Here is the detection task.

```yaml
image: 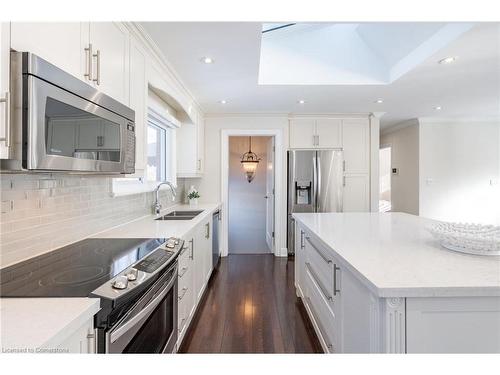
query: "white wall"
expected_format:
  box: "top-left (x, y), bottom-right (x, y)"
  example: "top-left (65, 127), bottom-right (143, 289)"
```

top-left (380, 120), bottom-right (420, 215)
top-left (419, 119), bottom-right (500, 225)
top-left (228, 136), bottom-right (271, 254)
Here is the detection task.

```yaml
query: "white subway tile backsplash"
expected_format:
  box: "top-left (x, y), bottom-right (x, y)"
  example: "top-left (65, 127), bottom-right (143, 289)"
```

top-left (0, 174), bottom-right (184, 267)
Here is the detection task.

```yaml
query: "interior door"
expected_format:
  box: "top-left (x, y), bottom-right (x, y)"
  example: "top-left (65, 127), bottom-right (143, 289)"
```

top-left (265, 137), bottom-right (275, 252)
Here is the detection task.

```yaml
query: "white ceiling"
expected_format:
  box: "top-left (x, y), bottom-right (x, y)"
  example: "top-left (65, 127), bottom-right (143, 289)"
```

top-left (141, 22), bottom-right (500, 129)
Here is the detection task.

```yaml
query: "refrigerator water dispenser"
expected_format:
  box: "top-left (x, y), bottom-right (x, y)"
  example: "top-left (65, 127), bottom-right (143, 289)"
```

top-left (295, 181), bottom-right (312, 205)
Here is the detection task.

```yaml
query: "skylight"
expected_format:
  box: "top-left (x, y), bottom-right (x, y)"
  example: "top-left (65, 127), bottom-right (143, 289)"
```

top-left (258, 23), bottom-right (474, 85)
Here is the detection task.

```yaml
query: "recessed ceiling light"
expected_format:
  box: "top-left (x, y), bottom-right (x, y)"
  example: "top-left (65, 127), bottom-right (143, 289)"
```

top-left (297, 99), bottom-right (306, 104)
top-left (201, 56), bottom-right (214, 64)
top-left (219, 100), bottom-right (227, 104)
top-left (434, 106), bottom-right (442, 110)
top-left (374, 99), bottom-right (384, 104)
top-left (438, 56), bottom-right (457, 64)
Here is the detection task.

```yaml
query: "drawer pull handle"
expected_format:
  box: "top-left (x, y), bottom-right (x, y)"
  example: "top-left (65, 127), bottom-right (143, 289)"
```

top-left (305, 236), bottom-right (332, 264)
top-left (306, 262), bottom-right (333, 301)
top-left (333, 264), bottom-right (340, 296)
top-left (179, 267), bottom-right (188, 278)
top-left (300, 230), bottom-right (305, 250)
top-left (305, 296), bottom-right (333, 351)
top-left (178, 287), bottom-right (188, 300)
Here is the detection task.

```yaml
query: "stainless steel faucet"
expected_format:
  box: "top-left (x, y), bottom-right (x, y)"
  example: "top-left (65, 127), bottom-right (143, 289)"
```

top-left (152, 181), bottom-right (177, 215)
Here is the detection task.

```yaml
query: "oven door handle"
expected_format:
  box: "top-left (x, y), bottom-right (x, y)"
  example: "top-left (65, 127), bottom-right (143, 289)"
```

top-left (109, 268), bottom-right (177, 344)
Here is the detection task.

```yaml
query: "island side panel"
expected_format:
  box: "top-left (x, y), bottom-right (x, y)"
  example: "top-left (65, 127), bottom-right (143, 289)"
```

top-left (406, 297), bottom-right (500, 353)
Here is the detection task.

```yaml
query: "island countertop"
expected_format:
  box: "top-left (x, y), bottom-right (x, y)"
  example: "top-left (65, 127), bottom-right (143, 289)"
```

top-left (293, 212), bottom-right (500, 298)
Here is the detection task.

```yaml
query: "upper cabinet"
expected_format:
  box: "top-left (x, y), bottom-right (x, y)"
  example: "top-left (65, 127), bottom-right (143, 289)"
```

top-left (88, 23), bottom-right (130, 105)
top-left (342, 118), bottom-right (369, 174)
top-left (10, 22), bottom-right (89, 83)
top-left (0, 23), bottom-right (10, 159)
top-left (289, 118), bottom-right (342, 149)
top-left (10, 22), bottom-right (130, 105)
top-left (177, 108), bottom-right (204, 178)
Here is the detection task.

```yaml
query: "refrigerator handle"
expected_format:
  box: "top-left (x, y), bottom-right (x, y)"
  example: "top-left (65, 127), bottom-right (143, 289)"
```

top-left (339, 153), bottom-right (344, 212)
top-left (312, 153), bottom-right (317, 212)
top-left (316, 154), bottom-right (321, 212)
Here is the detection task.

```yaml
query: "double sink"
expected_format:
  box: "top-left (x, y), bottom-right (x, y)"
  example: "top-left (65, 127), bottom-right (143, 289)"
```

top-left (155, 210), bottom-right (204, 221)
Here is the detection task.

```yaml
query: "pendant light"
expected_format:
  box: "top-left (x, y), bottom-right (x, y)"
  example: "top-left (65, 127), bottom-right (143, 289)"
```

top-left (240, 136), bottom-right (261, 183)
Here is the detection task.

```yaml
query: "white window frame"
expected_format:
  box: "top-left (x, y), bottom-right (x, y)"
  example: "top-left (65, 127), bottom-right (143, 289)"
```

top-left (111, 107), bottom-right (178, 197)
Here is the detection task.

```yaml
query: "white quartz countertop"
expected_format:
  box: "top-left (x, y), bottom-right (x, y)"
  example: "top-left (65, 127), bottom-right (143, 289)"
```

top-left (293, 212), bottom-right (500, 298)
top-left (92, 203), bottom-right (221, 239)
top-left (0, 298), bottom-right (100, 352)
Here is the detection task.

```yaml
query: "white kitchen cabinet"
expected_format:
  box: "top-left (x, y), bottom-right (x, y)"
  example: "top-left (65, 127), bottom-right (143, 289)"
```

top-left (342, 174), bottom-right (369, 212)
top-left (289, 118), bottom-right (342, 149)
top-left (177, 243), bottom-right (195, 343)
top-left (196, 114), bottom-right (205, 174)
top-left (89, 23), bottom-right (130, 105)
top-left (295, 225), bottom-right (380, 353)
top-left (302, 231), bottom-right (342, 352)
top-left (1, 22), bottom-right (10, 159)
top-left (289, 118), bottom-right (316, 148)
top-left (10, 22), bottom-right (130, 105)
top-left (10, 22), bottom-right (90, 83)
top-left (129, 37), bottom-right (147, 174)
top-left (193, 216), bottom-right (212, 302)
top-left (177, 215), bottom-right (213, 347)
top-left (342, 118), bottom-right (369, 174)
top-left (316, 118), bottom-right (342, 148)
top-left (177, 109), bottom-right (204, 178)
top-left (56, 318), bottom-right (95, 353)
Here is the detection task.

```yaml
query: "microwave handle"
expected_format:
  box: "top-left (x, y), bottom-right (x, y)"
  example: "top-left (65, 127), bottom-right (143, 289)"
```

top-left (109, 265), bottom-right (177, 343)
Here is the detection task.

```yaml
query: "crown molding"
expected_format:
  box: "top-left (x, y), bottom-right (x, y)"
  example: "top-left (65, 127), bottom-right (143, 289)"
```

top-left (124, 22), bottom-right (204, 114)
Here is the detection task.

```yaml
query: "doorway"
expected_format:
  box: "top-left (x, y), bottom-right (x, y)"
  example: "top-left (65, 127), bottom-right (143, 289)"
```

top-left (228, 136), bottom-right (274, 254)
top-left (379, 145), bottom-right (392, 212)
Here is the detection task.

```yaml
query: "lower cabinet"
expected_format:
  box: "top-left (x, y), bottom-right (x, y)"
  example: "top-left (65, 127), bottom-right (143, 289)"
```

top-left (56, 318), bottom-right (95, 353)
top-left (295, 222), bottom-right (500, 353)
top-left (177, 215), bottom-right (213, 347)
top-left (298, 228), bottom-right (342, 353)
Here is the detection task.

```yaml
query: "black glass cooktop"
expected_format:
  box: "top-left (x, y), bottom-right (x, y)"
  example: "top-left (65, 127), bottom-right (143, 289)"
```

top-left (0, 238), bottom-right (166, 298)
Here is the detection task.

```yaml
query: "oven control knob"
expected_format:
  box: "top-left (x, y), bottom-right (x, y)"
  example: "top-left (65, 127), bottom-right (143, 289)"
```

top-left (112, 276), bottom-right (128, 290)
top-left (126, 269), bottom-right (138, 281)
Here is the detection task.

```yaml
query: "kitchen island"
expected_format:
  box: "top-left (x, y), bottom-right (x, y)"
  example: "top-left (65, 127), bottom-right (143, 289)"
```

top-left (293, 212), bottom-right (500, 353)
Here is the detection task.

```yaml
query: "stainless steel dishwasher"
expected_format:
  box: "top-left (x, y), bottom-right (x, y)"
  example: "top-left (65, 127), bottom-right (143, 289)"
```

top-left (212, 210), bottom-right (221, 269)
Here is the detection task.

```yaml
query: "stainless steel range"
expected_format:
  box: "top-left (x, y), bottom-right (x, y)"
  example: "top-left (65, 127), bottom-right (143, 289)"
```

top-left (0, 237), bottom-right (184, 353)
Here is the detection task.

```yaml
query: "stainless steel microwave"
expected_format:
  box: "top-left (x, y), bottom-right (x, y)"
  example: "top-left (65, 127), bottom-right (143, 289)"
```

top-left (1, 52), bottom-right (135, 174)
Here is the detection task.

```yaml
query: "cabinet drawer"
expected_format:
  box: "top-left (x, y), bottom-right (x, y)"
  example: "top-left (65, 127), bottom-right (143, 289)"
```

top-left (305, 235), bottom-right (335, 300)
top-left (304, 266), bottom-right (337, 353)
top-left (178, 245), bottom-right (190, 276)
top-left (177, 281), bottom-right (192, 333)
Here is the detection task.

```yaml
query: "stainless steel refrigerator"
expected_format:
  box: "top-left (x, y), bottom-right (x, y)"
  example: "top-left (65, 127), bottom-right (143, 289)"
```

top-left (287, 150), bottom-right (344, 255)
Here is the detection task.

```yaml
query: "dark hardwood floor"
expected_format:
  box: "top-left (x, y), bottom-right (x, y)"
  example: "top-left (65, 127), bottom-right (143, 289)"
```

top-left (179, 254), bottom-right (322, 353)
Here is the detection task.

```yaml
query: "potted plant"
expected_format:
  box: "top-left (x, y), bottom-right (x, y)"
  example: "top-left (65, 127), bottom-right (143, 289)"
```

top-left (187, 189), bottom-right (200, 206)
